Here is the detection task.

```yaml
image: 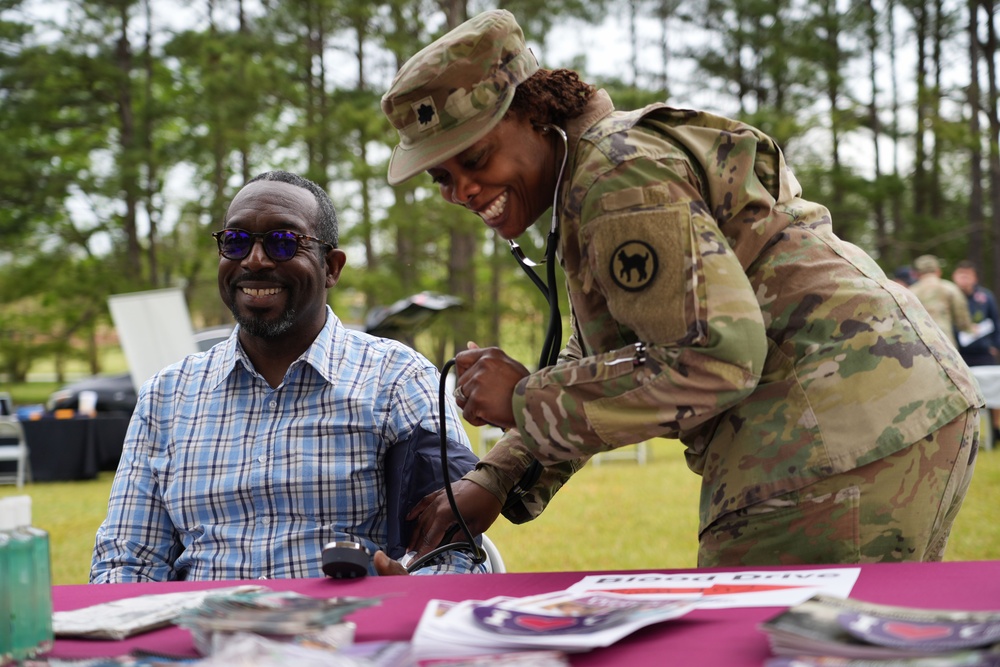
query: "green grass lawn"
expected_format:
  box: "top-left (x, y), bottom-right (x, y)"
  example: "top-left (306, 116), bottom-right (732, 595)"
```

top-left (2, 438), bottom-right (998, 585)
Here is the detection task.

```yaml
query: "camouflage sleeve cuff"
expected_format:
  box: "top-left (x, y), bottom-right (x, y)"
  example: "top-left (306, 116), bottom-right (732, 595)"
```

top-left (463, 466), bottom-right (509, 506)
top-left (462, 431), bottom-right (533, 505)
top-left (462, 427), bottom-right (581, 525)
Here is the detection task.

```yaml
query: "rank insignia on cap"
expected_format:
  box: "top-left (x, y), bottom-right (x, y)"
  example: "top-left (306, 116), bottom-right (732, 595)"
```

top-left (411, 96), bottom-right (440, 131)
top-left (610, 240), bottom-right (658, 292)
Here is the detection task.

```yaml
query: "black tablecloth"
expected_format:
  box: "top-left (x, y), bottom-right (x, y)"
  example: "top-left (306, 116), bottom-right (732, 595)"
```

top-left (16, 414), bottom-right (130, 482)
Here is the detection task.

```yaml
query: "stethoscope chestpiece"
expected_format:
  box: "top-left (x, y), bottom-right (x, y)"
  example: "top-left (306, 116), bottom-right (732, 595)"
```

top-left (321, 541), bottom-right (371, 579)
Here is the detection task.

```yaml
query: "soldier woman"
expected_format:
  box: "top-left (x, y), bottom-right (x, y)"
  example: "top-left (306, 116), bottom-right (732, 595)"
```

top-left (377, 10), bottom-right (981, 570)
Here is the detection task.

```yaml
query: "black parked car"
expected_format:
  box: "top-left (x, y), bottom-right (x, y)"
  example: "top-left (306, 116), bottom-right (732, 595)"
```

top-left (46, 373), bottom-right (138, 415)
top-left (45, 296), bottom-right (457, 416)
top-left (46, 326), bottom-right (236, 416)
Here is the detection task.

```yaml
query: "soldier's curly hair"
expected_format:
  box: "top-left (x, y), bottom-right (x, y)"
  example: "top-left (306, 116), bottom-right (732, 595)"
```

top-left (508, 68), bottom-right (596, 127)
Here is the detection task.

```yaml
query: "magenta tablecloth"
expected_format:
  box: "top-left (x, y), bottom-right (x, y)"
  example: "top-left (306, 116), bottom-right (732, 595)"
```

top-left (45, 560), bottom-right (1000, 666)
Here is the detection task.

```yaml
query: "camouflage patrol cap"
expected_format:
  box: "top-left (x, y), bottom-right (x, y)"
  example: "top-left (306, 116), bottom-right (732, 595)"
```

top-left (380, 10), bottom-right (538, 185)
top-left (914, 255), bottom-right (942, 273)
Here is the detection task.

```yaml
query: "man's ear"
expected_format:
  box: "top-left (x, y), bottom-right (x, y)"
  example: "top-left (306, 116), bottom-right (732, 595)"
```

top-left (326, 248), bottom-right (348, 288)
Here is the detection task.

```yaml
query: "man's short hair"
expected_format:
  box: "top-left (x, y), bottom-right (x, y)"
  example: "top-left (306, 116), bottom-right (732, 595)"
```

top-left (246, 171), bottom-right (339, 248)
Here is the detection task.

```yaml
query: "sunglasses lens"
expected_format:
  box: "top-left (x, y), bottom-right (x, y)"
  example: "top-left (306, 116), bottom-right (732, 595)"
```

top-left (264, 231), bottom-right (299, 261)
top-left (216, 229), bottom-right (308, 261)
top-left (219, 230), bottom-right (252, 259)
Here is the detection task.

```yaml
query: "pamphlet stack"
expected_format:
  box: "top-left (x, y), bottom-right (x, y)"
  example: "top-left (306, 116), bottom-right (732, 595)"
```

top-left (759, 593), bottom-right (1000, 665)
top-left (0, 496), bottom-right (53, 665)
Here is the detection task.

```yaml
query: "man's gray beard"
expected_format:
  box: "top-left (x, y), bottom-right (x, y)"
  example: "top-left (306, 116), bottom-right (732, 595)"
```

top-left (230, 305), bottom-right (296, 340)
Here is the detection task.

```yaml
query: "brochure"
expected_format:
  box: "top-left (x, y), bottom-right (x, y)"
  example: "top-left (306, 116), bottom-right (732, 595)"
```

top-left (567, 567), bottom-right (861, 609)
top-left (760, 594), bottom-right (1000, 661)
top-left (411, 590), bottom-right (699, 660)
top-left (52, 585), bottom-right (266, 640)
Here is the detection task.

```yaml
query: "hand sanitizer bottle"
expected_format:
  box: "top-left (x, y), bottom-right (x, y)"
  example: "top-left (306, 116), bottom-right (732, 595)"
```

top-left (0, 497), bottom-right (34, 661)
top-left (0, 500), bottom-right (13, 666)
top-left (11, 497), bottom-right (53, 656)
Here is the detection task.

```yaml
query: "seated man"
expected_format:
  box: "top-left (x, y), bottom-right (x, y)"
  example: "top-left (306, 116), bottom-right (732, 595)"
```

top-left (91, 170), bottom-right (482, 581)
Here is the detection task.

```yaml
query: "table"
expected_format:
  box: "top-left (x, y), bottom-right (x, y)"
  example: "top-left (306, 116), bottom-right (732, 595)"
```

top-left (45, 560), bottom-right (1000, 665)
top-left (20, 415), bottom-right (130, 481)
top-left (970, 366), bottom-right (1000, 409)
top-left (970, 366), bottom-right (1000, 450)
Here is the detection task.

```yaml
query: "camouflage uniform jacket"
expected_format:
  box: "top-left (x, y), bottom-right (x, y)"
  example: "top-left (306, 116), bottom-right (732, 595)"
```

top-left (910, 274), bottom-right (974, 348)
top-left (464, 90), bottom-right (983, 532)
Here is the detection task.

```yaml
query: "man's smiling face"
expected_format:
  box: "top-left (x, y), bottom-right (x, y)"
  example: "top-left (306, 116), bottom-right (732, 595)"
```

top-left (217, 180), bottom-right (336, 342)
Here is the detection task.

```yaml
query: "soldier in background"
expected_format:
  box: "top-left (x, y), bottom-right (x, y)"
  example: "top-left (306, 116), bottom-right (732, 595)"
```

top-left (379, 10), bottom-right (982, 569)
top-left (910, 255), bottom-right (974, 350)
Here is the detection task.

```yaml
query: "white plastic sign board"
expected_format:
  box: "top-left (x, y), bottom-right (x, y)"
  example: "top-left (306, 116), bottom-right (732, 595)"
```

top-left (108, 288), bottom-right (198, 393)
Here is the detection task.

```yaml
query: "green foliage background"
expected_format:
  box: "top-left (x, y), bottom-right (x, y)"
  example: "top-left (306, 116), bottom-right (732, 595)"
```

top-left (3, 0), bottom-right (1000, 377)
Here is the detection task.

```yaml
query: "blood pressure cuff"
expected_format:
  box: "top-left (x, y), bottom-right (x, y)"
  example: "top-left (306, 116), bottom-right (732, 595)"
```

top-left (384, 426), bottom-right (480, 559)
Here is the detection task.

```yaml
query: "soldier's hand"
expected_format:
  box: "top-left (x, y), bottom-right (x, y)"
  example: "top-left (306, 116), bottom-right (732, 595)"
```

top-left (405, 480), bottom-right (502, 560)
top-left (453, 344), bottom-right (529, 429)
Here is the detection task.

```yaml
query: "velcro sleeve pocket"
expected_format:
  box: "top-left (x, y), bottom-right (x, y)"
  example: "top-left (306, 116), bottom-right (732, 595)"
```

top-left (580, 200), bottom-right (695, 345)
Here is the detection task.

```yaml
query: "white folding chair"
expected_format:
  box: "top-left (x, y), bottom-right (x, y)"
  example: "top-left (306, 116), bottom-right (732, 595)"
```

top-left (592, 441), bottom-right (649, 466)
top-left (477, 425), bottom-right (505, 458)
top-left (0, 417), bottom-right (30, 488)
top-left (479, 534), bottom-right (506, 573)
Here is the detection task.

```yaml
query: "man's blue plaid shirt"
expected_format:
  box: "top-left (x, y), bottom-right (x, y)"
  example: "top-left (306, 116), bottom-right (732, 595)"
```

top-left (91, 307), bottom-right (482, 581)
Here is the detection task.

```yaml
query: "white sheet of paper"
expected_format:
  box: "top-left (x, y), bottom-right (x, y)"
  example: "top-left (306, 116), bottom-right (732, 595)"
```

top-left (959, 318), bottom-right (995, 347)
top-left (565, 568), bottom-right (861, 609)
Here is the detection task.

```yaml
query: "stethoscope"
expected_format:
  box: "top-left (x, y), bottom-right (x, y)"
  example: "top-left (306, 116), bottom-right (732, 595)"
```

top-left (405, 124), bottom-right (571, 573)
top-left (509, 123), bottom-right (570, 373)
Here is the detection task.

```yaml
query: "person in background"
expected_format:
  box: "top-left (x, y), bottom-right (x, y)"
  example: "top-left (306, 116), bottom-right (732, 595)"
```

top-left (91, 170), bottom-right (483, 581)
top-left (952, 261), bottom-right (1000, 366)
top-left (892, 265), bottom-right (917, 288)
top-left (910, 255), bottom-right (975, 350)
top-left (952, 260), bottom-right (1000, 442)
top-left (378, 9), bottom-right (982, 570)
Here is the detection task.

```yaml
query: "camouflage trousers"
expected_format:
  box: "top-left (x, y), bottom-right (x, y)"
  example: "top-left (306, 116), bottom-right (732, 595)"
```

top-left (698, 407), bottom-right (980, 567)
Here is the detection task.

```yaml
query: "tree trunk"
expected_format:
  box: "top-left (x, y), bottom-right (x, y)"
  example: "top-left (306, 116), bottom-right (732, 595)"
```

top-left (929, 0), bottom-right (944, 219)
top-left (142, 0), bottom-right (160, 287)
top-left (866, 0), bottom-right (889, 264)
top-left (489, 234), bottom-right (503, 346)
top-left (889, 0), bottom-right (905, 253)
top-left (115, 3), bottom-right (142, 281)
top-left (439, 0), bottom-right (478, 353)
top-left (628, 0), bottom-right (639, 86)
top-left (981, 0), bottom-right (1000, 291)
top-left (968, 0), bottom-right (986, 275)
top-left (913, 3), bottom-right (929, 220)
top-left (820, 0), bottom-right (844, 202)
top-left (352, 14), bottom-right (381, 313)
